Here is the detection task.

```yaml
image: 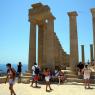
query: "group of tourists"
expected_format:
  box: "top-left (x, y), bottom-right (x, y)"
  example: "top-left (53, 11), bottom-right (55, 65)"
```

top-left (4, 61), bottom-right (95, 95)
top-left (5, 62), bottom-right (65, 94)
top-left (30, 63), bottom-right (65, 92)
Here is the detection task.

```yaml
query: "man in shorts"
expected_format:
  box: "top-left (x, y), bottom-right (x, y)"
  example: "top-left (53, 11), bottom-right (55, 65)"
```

top-left (31, 63), bottom-right (39, 87)
top-left (5, 63), bottom-right (16, 95)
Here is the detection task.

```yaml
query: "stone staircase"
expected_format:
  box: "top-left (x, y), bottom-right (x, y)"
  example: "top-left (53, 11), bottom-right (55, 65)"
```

top-left (63, 67), bottom-right (95, 84)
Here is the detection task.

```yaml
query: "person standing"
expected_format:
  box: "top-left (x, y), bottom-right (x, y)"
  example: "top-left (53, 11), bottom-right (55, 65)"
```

top-left (58, 70), bottom-right (65, 84)
top-left (43, 68), bottom-right (53, 92)
top-left (83, 65), bottom-right (92, 89)
top-left (5, 63), bottom-right (16, 95)
top-left (17, 62), bottom-right (22, 83)
top-left (31, 63), bottom-right (39, 87)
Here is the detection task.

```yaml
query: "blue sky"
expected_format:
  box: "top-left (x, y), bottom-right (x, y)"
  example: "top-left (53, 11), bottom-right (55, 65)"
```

top-left (0, 0), bottom-right (95, 65)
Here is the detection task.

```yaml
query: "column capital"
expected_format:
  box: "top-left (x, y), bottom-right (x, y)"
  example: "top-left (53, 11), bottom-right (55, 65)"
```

top-left (68, 11), bottom-right (78, 16)
top-left (91, 8), bottom-right (95, 17)
top-left (29, 18), bottom-right (37, 24)
top-left (81, 45), bottom-right (84, 46)
top-left (90, 44), bottom-right (93, 46)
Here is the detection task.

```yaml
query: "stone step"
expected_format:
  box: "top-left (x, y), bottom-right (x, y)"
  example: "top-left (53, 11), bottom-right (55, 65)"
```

top-left (66, 78), bottom-right (95, 84)
top-left (0, 76), bottom-right (7, 83)
top-left (66, 67), bottom-right (71, 70)
top-left (65, 74), bottom-right (78, 78)
top-left (63, 70), bottom-right (76, 75)
top-left (66, 78), bottom-right (83, 83)
top-left (91, 72), bottom-right (95, 75)
top-left (23, 72), bottom-right (31, 76)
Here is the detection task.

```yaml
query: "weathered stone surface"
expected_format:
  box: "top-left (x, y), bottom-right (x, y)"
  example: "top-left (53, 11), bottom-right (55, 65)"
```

top-left (81, 45), bottom-right (85, 63)
top-left (90, 44), bottom-right (94, 62)
top-left (28, 3), bottom-right (69, 71)
top-left (28, 23), bottom-right (36, 71)
top-left (68, 11), bottom-right (79, 72)
top-left (91, 8), bottom-right (95, 61)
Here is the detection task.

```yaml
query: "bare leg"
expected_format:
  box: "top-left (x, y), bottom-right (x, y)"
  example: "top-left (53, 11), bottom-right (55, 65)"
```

top-left (87, 79), bottom-right (90, 88)
top-left (84, 79), bottom-right (87, 89)
top-left (49, 82), bottom-right (52, 90)
top-left (9, 84), bottom-right (16, 95)
top-left (31, 80), bottom-right (34, 87)
top-left (18, 73), bottom-right (21, 83)
top-left (35, 81), bottom-right (38, 87)
top-left (58, 77), bottom-right (61, 84)
top-left (46, 82), bottom-right (48, 91)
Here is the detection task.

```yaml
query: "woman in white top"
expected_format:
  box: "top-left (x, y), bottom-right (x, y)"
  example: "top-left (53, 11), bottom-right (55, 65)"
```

top-left (83, 65), bottom-right (91, 89)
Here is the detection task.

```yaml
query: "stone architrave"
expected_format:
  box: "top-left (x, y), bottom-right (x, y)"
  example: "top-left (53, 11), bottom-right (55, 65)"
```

top-left (81, 45), bottom-right (85, 63)
top-left (90, 44), bottom-right (94, 62)
top-left (28, 22), bottom-right (36, 71)
top-left (68, 12), bottom-right (79, 71)
top-left (91, 8), bottom-right (95, 61)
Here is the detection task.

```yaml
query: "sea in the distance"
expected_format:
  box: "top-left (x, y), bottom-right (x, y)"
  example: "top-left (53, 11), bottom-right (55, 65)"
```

top-left (0, 63), bottom-right (28, 73)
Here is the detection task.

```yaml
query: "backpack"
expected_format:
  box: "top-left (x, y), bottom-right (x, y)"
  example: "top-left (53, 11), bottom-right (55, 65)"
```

top-left (34, 66), bottom-right (40, 75)
top-left (11, 68), bottom-right (16, 78)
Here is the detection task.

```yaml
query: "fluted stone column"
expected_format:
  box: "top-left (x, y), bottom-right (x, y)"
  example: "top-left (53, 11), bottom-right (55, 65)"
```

top-left (91, 8), bottom-right (95, 61)
top-left (46, 17), bottom-right (55, 69)
top-left (81, 45), bottom-right (85, 63)
top-left (38, 22), bottom-right (48, 68)
top-left (28, 22), bottom-right (36, 71)
top-left (68, 12), bottom-right (79, 72)
top-left (54, 33), bottom-right (58, 66)
top-left (38, 24), bottom-right (44, 68)
top-left (90, 44), bottom-right (94, 62)
top-left (59, 49), bottom-right (63, 65)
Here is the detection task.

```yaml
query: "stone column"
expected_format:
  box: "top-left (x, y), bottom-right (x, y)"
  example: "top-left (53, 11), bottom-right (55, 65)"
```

top-left (28, 22), bottom-right (36, 71)
top-left (91, 8), bottom-right (95, 61)
top-left (68, 12), bottom-right (79, 72)
top-left (81, 45), bottom-right (85, 63)
top-left (38, 22), bottom-right (48, 68)
top-left (46, 16), bottom-right (55, 69)
top-left (38, 24), bottom-right (44, 68)
top-left (54, 33), bottom-right (58, 66)
top-left (90, 44), bottom-right (94, 62)
top-left (59, 49), bottom-right (63, 66)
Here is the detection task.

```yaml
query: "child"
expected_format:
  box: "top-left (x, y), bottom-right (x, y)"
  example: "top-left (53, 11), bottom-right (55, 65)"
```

top-left (43, 68), bottom-right (53, 92)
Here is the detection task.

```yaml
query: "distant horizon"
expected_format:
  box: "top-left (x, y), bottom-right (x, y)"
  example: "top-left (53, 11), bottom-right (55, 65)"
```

top-left (0, 0), bottom-right (95, 65)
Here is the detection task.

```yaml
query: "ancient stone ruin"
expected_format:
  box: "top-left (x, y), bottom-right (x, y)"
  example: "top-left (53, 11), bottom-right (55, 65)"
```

top-left (28, 3), bottom-right (69, 71)
top-left (28, 3), bottom-right (95, 73)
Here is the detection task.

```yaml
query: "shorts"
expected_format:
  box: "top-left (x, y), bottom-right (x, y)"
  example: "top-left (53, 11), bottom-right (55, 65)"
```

top-left (45, 76), bottom-right (50, 82)
top-left (9, 79), bottom-right (15, 85)
top-left (84, 75), bottom-right (90, 80)
top-left (32, 75), bottom-right (39, 81)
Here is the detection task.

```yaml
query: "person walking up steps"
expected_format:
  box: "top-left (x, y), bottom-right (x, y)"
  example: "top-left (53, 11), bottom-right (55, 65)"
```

top-left (5, 63), bottom-right (16, 95)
